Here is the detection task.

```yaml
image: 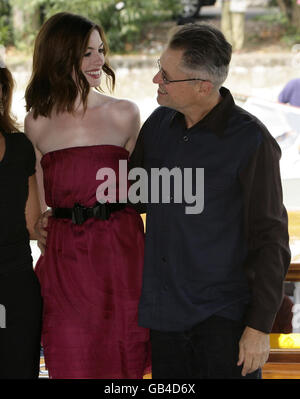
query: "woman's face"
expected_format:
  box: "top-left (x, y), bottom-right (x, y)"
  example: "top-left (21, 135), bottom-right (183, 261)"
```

top-left (81, 29), bottom-right (105, 88)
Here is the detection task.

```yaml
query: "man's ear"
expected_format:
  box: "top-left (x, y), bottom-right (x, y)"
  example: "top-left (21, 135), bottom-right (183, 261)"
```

top-left (198, 81), bottom-right (214, 97)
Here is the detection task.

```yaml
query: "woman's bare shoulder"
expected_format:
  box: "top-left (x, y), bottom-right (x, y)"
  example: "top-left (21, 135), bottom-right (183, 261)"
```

top-left (106, 98), bottom-right (140, 123)
top-left (24, 111), bottom-right (47, 130)
top-left (93, 92), bottom-right (139, 116)
top-left (113, 98), bottom-right (139, 113)
top-left (24, 111), bottom-right (48, 143)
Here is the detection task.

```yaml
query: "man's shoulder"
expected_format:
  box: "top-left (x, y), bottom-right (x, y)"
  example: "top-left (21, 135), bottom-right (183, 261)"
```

top-left (145, 106), bottom-right (176, 125)
top-left (231, 104), bottom-right (270, 138)
top-left (139, 106), bottom-right (176, 147)
top-left (231, 104), bottom-right (281, 155)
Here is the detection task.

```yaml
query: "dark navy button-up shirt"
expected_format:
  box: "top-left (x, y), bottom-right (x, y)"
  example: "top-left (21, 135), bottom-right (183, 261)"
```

top-left (130, 87), bottom-right (291, 333)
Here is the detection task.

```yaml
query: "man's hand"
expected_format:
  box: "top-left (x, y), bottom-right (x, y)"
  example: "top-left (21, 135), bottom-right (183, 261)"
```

top-left (35, 209), bottom-right (52, 255)
top-left (237, 326), bottom-right (270, 376)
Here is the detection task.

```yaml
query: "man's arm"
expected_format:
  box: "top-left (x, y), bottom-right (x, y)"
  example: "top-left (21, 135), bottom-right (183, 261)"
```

top-left (238, 127), bottom-right (291, 375)
top-left (240, 131), bottom-right (291, 332)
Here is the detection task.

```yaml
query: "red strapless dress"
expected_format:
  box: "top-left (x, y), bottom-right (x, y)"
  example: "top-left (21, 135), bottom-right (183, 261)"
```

top-left (35, 145), bottom-right (151, 379)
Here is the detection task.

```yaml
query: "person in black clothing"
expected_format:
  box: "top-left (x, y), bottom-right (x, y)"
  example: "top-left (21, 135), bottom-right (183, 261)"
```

top-left (0, 59), bottom-right (42, 378)
top-left (130, 24), bottom-right (290, 379)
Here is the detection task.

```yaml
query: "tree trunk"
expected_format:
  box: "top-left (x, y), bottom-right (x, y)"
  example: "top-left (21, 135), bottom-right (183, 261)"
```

top-left (292, 1), bottom-right (300, 31)
top-left (11, 5), bottom-right (25, 38)
top-left (11, 3), bottom-right (41, 43)
top-left (276, 0), bottom-right (294, 21)
top-left (277, 0), bottom-right (289, 16)
top-left (277, 0), bottom-right (300, 30)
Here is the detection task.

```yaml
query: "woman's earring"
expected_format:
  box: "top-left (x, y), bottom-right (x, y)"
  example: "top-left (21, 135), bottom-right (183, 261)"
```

top-left (0, 100), bottom-right (4, 115)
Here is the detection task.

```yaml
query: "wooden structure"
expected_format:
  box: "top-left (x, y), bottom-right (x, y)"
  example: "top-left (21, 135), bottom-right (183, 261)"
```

top-left (262, 262), bottom-right (300, 379)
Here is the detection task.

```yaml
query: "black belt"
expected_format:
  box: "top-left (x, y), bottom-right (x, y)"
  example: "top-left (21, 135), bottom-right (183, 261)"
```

top-left (53, 202), bottom-right (126, 225)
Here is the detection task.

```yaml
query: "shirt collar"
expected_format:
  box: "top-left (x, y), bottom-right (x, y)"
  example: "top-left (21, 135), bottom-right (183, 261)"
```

top-left (170, 87), bottom-right (235, 137)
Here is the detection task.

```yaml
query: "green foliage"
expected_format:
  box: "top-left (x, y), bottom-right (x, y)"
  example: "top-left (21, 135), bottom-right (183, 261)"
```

top-left (253, 11), bottom-right (288, 24)
top-left (12, 0), bottom-right (180, 53)
top-left (254, 8), bottom-right (300, 46)
top-left (281, 27), bottom-right (300, 46)
top-left (0, 0), bottom-right (13, 45)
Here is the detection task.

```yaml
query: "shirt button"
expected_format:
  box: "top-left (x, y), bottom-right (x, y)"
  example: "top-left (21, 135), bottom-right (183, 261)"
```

top-left (183, 135), bottom-right (189, 142)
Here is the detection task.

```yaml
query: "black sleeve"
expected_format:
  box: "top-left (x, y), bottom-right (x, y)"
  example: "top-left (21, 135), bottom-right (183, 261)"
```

top-left (128, 125), bottom-right (147, 214)
top-left (26, 137), bottom-right (36, 177)
top-left (127, 106), bottom-right (168, 214)
top-left (239, 129), bottom-right (291, 333)
top-left (14, 133), bottom-right (36, 176)
top-left (128, 106), bottom-right (166, 171)
top-left (19, 133), bottom-right (36, 176)
top-left (128, 125), bottom-right (144, 172)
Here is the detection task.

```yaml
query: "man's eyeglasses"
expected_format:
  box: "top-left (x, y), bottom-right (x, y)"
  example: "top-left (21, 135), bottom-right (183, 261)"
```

top-left (157, 59), bottom-right (210, 85)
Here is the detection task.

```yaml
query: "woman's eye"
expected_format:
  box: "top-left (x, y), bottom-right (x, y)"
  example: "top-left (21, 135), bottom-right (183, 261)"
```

top-left (83, 48), bottom-right (104, 57)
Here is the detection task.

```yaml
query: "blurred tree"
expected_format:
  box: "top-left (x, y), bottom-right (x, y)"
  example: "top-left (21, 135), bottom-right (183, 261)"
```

top-left (0, 0), bottom-right (13, 45)
top-left (276, 0), bottom-right (300, 31)
top-left (12, 0), bottom-right (180, 52)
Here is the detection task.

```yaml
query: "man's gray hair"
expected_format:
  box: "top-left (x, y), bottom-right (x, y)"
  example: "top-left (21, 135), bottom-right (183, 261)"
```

top-left (168, 24), bottom-right (232, 88)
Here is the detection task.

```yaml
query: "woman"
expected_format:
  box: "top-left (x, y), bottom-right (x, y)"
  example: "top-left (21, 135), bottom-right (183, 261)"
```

top-left (25, 12), bottom-right (150, 379)
top-left (0, 58), bottom-right (42, 378)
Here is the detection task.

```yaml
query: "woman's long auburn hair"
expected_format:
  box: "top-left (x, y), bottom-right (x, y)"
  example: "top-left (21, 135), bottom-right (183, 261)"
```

top-left (0, 67), bottom-right (19, 133)
top-left (25, 12), bottom-right (116, 119)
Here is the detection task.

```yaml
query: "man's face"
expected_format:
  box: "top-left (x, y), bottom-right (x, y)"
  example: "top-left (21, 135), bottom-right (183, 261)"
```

top-left (153, 47), bottom-right (200, 113)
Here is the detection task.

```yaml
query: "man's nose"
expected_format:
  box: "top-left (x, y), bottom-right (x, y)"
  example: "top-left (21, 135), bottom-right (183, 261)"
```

top-left (153, 70), bottom-right (162, 84)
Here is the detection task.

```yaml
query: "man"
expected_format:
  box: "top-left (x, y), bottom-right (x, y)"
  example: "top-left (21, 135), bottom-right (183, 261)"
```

top-left (129, 23), bottom-right (290, 379)
top-left (37, 24), bottom-right (290, 379)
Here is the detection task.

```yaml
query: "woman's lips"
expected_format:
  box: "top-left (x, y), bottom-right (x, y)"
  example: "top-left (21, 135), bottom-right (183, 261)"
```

top-left (86, 70), bottom-right (101, 79)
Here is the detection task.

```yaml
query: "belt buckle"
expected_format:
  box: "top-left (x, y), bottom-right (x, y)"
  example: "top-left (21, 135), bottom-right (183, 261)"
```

top-left (72, 203), bottom-right (85, 225)
top-left (93, 202), bottom-right (111, 221)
